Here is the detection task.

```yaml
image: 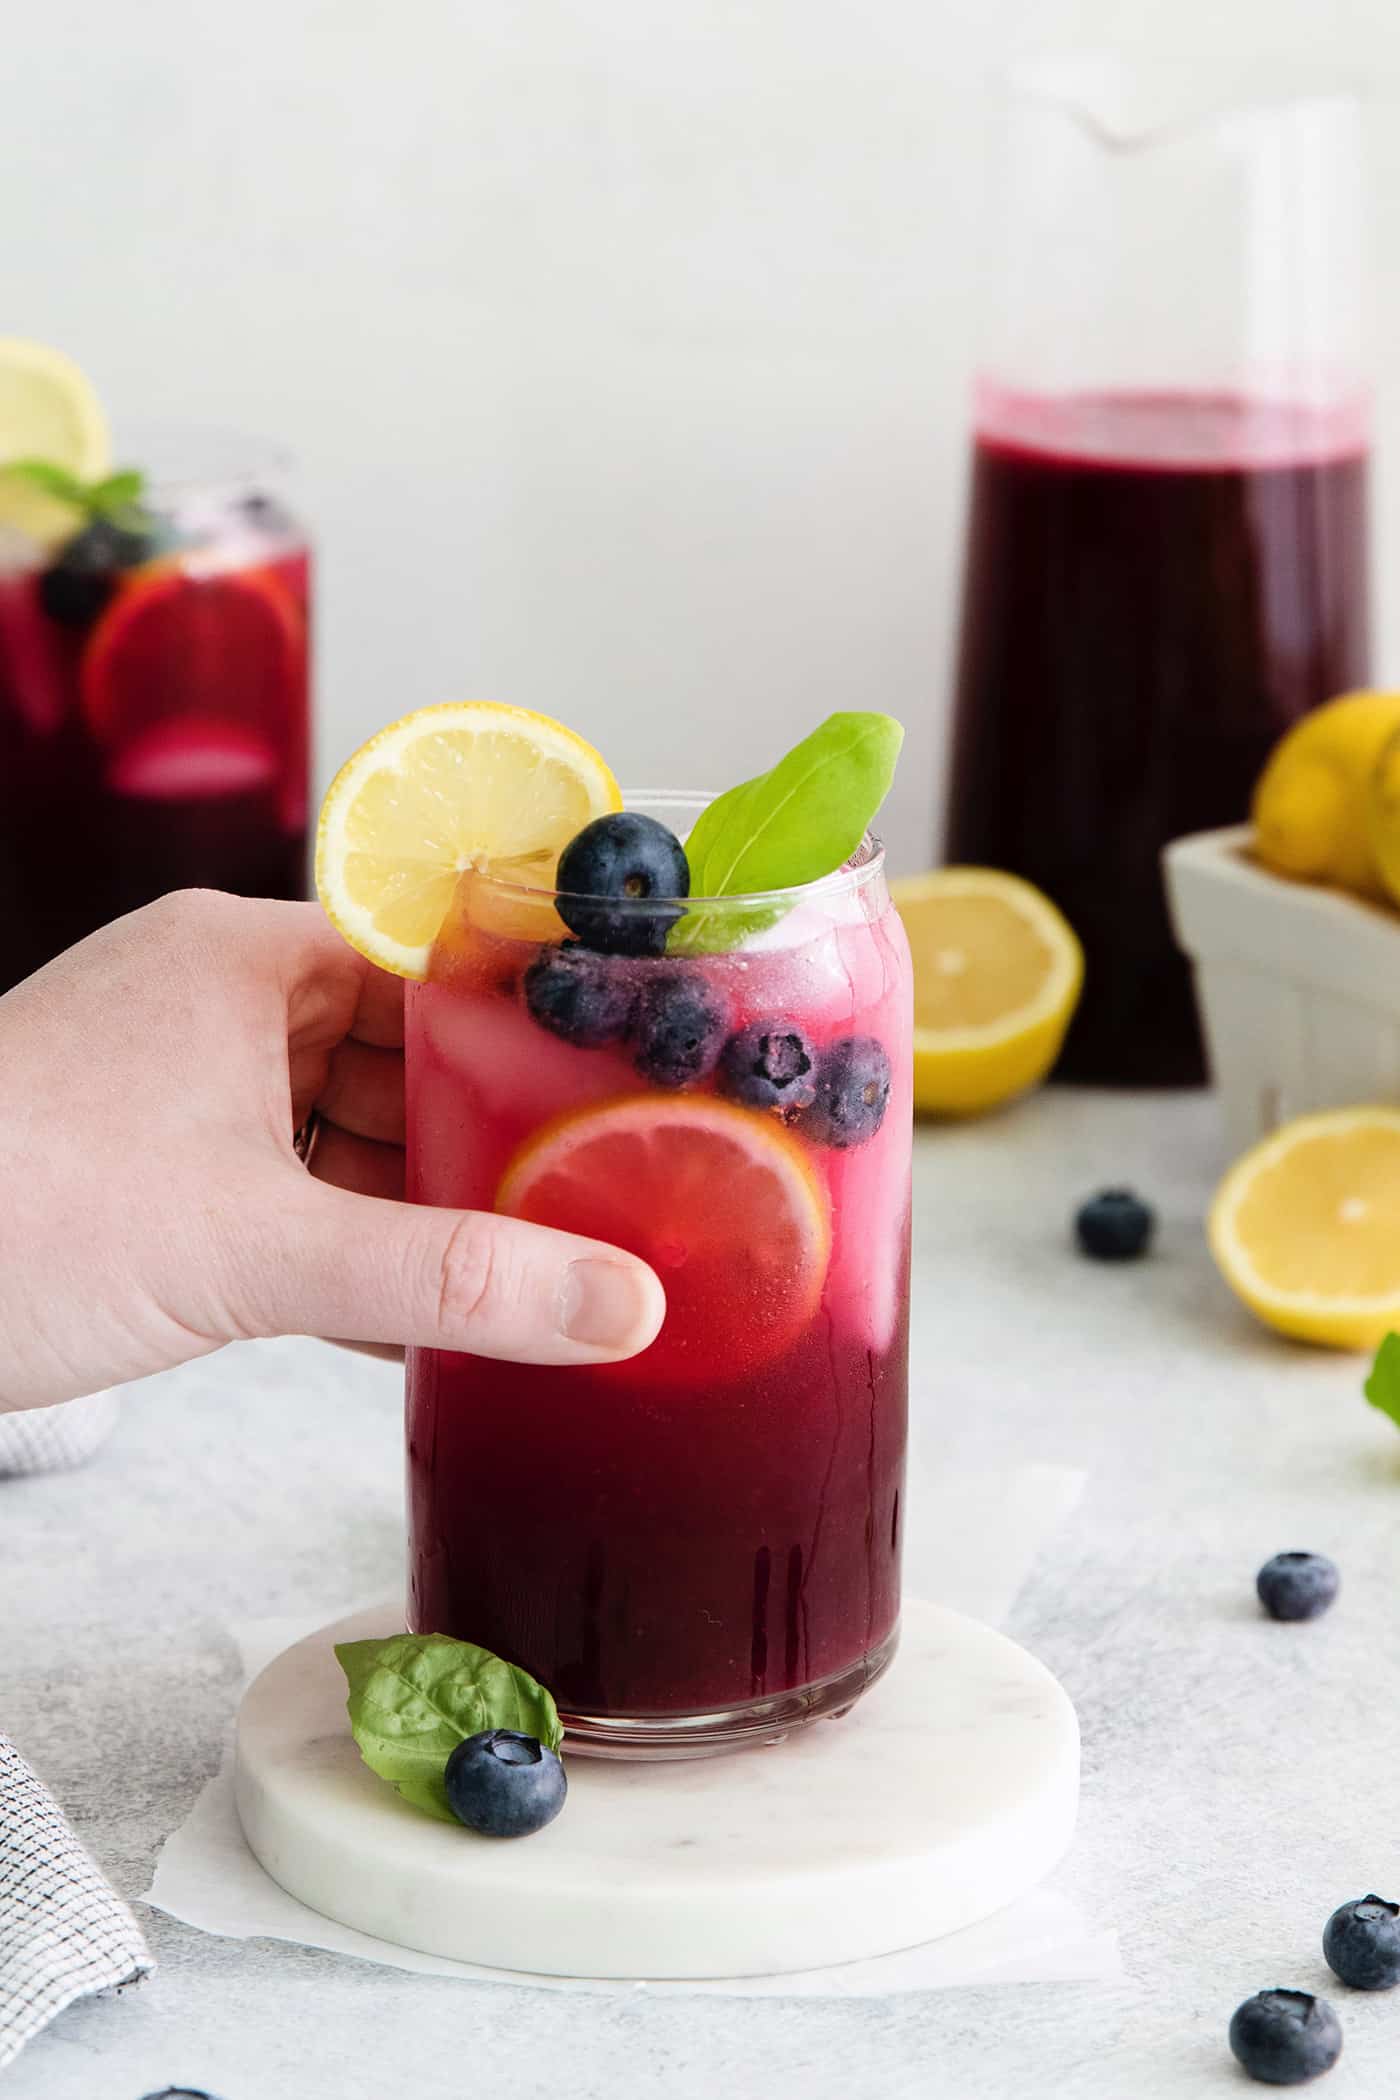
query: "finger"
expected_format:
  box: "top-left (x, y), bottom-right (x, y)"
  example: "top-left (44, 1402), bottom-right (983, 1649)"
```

top-left (309, 1123), bottom-right (405, 1201)
top-left (244, 1176), bottom-right (666, 1364)
top-left (315, 1039), bottom-right (405, 1145)
top-left (348, 963), bottom-right (405, 1050)
top-left (274, 902), bottom-right (405, 1051)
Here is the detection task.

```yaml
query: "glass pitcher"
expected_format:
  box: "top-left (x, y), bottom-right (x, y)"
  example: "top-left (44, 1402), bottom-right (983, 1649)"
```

top-left (944, 61), bottom-right (1370, 1086)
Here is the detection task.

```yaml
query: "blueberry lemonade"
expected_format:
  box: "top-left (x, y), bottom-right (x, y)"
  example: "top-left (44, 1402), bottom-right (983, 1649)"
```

top-left (0, 339), bottom-right (310, 989)
top-left (317, 703), bottom-right (911, 1757)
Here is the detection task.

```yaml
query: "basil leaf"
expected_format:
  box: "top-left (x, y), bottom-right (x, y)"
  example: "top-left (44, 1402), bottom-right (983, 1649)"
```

top-left (5, 459), bottom-right (153, 534)
top-left (668, 893), bottom-right (785, 956)
top-left (7, 458), bottom-right (88, 505)
top-left (682, 773), bottom-right (762, 895)
top-left (87, 469), bottom-right (146, 513)
top-left (1365, 1332), bottom-right (1400, 1431)
top-left (336, 1633), bottom-right (563, 1823)
top-left (671, 712), bottom-right (903, 954)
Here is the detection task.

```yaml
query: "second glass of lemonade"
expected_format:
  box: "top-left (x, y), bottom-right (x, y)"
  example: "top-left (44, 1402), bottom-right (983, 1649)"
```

top-left (405, 794), bottom-right (912, 1758)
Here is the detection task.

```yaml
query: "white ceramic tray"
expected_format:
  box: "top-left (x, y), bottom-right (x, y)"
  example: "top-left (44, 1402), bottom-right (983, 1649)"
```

top-left (1165, 825), bottom-right (1400, 1158)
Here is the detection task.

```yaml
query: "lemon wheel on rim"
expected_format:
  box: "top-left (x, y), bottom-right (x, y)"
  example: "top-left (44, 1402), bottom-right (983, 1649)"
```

top-left (315, 702), bottom-right (622, 980)
top-left (0, 337), bottom-right (110, 547)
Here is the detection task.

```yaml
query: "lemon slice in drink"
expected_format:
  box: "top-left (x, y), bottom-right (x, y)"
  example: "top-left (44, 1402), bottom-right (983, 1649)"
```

top-left (1209, 1108), bottom-right (1400, 1351)
top-left (0, 338), bottom-right (110, 545)
top-left (891, 868), bottom-right (1083, 1116)
top-left (497, 1093), bottom-right (831, 1382)
top-left (316, 702), bottom-right (622, 979)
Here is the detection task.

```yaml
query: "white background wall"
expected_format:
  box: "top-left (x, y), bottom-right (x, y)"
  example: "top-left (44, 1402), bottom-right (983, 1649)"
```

top-left (6, 0), bottom-right (1400, 869)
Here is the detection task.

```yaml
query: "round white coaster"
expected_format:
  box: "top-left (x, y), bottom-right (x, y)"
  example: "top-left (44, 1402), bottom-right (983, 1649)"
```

top-left (234, 1598), bottom-right (1079, 1980)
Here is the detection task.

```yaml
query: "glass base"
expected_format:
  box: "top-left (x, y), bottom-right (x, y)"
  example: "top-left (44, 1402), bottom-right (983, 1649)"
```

top-left (559, 1625), bottom-right (900, 1761)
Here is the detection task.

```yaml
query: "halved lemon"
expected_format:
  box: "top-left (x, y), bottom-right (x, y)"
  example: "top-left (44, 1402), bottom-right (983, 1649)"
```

top-left (891, 868), bottom-right (1083, 1116)
top-left (0, 337), bottom-right (109, 546)
top-left (1209, 1108), bottom-right (1400, 1350)
top-left (497, 1094), bottom-right (831, 1383)
top-left (316, 703), bottom-right (622, 978)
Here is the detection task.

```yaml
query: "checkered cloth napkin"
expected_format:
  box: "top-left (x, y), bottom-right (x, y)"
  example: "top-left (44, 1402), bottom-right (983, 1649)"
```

top-left (0, 1732), bottom-right (153, 2067)
top-left (0, 1391), bottom-right (120, 1478)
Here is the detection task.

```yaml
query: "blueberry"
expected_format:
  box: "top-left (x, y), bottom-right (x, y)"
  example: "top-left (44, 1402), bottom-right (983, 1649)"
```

top-left (524, 943), bottom-right (634, 1047)
top-left (39, 516), bottom-right (155, 629)
top-left (718, 1020), bottom-right (819, 1119)
top-left (556, 813), bottom-right (689, 957)
top-left (1228, 1990), bottom-right (1342, 2085)
top-left (1074, 1188), bottom-right (1155, 1261)
top-left (1256, 1552), bottom-right (1339, 1623)
top-left (443, 1729), bottom-right (567, 1838)
top-left (632, 970), bottom-right (729, 1089)
top-left (803, 1035), bottom-right (892, 1149)
top-left (1324, 1895), bottom-right (1400, 1990)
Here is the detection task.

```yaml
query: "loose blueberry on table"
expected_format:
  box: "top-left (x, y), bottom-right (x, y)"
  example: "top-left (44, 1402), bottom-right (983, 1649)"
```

top-left (1074, 1188), bottom-right (1155, 1261)
top-left (1323, 1895), bottom-right (1400, 1991)
top-left (444, 1730), bottom-right (568, 1839)
top-left (556, 811), bottom-right (690, 956)
top-left (1228, 1989), bottom-right (1343, 2086)
top-left (1256, 1552), bottom-right (1340, 1623)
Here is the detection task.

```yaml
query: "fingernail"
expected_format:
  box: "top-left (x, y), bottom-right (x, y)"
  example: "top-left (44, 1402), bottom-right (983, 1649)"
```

top-left (562, 1259), bottom-right (652, 1350)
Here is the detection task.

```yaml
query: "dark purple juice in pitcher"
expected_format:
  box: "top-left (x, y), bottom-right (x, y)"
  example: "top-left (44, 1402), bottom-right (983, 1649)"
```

top-left (945, 389), bottom-right (1370, 1086)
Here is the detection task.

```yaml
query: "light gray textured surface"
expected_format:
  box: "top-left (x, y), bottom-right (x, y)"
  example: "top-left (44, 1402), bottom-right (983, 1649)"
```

top-left (4, 1088), bottom-right (1396, 2098)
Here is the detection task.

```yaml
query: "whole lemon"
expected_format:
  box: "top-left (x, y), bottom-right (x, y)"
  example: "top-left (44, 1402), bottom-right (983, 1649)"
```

top-left (1252, 690), bottom-right (1400, 900)
top-left (1367, 721), bottom-right (1400, 909)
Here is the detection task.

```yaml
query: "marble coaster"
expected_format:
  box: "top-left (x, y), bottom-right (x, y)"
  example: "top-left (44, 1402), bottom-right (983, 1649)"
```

top-left (234, 1599), bottom-right (1079, 1980)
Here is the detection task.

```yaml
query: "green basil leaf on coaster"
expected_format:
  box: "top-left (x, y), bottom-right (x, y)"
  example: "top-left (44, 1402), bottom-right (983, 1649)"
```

top-left (336, 1632), bottom-right (564, 1824)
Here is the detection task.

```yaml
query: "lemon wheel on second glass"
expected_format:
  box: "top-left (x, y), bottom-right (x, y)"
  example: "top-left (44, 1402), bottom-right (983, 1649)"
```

top-left (0, 336), bottom-right (110, 545)
top-left (1209, 1108), bottom-right (1400, 1351)
top-left (891, 868), bottom-right (1083, 1116)
top-left (315, 703), bottom-right (623, 979)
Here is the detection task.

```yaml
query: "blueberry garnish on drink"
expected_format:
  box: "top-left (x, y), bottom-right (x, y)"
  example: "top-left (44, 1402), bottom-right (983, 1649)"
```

top-left (804, 1036), bottom-right (893, 1150)
top-left (632, 969), bottom-right (729, 1089)
top-left (716, 1025), bottom-right (891, 1146)
top-left (39, 512), bottom-right (158, 629)
top-left (523, 942), bottom-right (635, 1047)
top-left (556, 810), bottom-right (690, 956)
top-left (719, 1021), bottom-right (819, 1118)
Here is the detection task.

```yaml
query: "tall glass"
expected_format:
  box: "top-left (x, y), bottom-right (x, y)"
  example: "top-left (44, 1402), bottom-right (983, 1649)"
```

top-left (405, 796), bottom-right (912, 1758)
top-left (0, 430), bottom-right (311, 991)
top-left (945, 63), bottom-right (1370, 1086)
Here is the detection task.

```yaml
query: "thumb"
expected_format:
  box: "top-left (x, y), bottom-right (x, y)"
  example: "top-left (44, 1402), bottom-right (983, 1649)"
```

top-left (241, 1177), bottom-right (666, 1363)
